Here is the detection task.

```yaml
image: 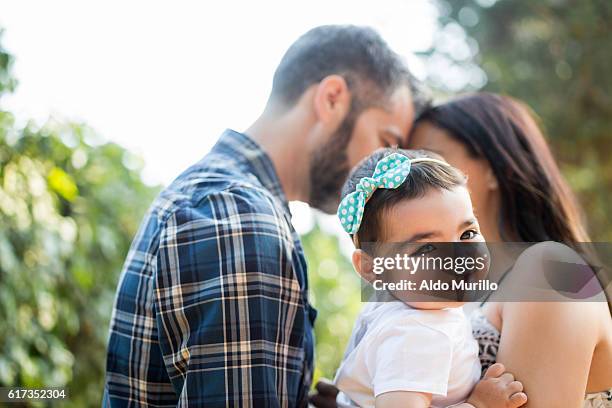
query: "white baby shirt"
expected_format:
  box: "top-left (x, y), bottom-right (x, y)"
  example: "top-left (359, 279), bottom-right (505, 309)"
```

top-left (334, 301), bottom-right (481, 408)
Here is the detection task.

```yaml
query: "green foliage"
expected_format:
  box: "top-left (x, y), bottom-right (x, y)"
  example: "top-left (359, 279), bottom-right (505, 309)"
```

top-left (301, 225), bottom-right (361, 382)
top-left (0, 30), bottom-right (18, 97)
top-left (0, 39), bottom-right (159, 405)
top-left (423, 0), bottom-right (612, 240)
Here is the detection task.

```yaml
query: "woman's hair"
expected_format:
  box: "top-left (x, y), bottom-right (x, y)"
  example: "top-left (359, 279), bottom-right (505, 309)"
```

top-left (414, 92), bottom-right (590, 244)
top-left (341, 148), bottom-right (466, 247)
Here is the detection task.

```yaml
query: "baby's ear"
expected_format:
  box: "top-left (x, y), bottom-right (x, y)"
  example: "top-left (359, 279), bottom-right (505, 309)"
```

top-left (352, 249), bottom-right (377, 283)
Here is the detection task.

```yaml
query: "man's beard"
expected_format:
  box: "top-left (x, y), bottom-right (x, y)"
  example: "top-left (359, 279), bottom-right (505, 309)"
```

top-left (308, 114), bottom-right (356, 214)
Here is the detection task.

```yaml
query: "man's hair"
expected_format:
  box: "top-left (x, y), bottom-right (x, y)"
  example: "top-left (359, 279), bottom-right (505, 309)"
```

top-left (270, 25), bottom-right (425, 113)
top-left (341, 148), bottom-right (467, 247)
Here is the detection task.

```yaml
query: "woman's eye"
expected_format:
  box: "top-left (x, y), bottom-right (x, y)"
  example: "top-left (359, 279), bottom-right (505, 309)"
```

top-left (461, 230), bottom-right (479, 240)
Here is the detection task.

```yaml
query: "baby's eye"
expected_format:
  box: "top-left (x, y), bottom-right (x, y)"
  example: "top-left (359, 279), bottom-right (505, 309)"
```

top-left (461, 230), bottom-right (479, 240)
top-left (411, 243), bottom-right (436, 256)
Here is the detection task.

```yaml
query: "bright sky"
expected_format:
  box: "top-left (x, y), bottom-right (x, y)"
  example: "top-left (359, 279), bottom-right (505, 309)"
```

top-left (0, 0), bottom-right (439, 243)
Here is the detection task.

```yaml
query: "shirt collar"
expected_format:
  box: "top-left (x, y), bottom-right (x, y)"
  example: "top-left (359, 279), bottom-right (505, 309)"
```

top-left (212, 129), bottom-right (290, 211)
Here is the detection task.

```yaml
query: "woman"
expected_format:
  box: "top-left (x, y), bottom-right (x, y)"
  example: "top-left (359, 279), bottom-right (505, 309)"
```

top-left (408, 93), bottom-right (611, 407)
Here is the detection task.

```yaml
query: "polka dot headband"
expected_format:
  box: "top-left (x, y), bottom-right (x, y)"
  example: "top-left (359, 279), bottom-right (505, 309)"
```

top-left (337, 153), bottom-right (449, 235)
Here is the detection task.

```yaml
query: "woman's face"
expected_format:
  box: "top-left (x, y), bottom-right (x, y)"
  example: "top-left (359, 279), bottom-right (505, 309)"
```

top-left (408, 121), bottom-right (499, 241)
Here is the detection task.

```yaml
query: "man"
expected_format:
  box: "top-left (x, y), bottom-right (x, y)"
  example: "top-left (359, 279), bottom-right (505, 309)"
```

top-left (104, 25), bottom-right (421, 407)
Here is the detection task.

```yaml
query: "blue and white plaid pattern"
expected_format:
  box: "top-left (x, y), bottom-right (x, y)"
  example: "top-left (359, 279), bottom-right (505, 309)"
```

top-left (103, 130), bottom-right (316, 407)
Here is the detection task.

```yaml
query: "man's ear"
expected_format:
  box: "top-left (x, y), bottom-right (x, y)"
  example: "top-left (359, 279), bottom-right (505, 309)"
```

top-left (313, 75), bottom-right (351, 127)
top-left (352, 249), bottom-right (377, 283)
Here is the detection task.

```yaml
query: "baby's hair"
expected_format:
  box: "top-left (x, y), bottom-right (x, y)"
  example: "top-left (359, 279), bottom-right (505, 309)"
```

top-left (341, 148), bottom-right (467, 248)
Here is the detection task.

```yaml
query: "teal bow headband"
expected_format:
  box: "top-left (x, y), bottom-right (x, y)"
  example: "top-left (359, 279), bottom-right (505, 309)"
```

top-left (337, 153), bottom-right (448, 235)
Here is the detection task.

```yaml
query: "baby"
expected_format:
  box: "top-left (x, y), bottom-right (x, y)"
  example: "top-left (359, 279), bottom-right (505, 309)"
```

top-left (333, 149), bottom-right (527, 408)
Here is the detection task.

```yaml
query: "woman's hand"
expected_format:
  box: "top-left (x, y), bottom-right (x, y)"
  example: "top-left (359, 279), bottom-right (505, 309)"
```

top-left (309, 379), bottom-right (340, 408)
top-left (466, 363), bottom-right (527, 408)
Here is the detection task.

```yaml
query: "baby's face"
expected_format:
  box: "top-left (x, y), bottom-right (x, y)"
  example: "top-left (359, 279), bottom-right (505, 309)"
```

top-left (381, 185), bottom-right (484, 310)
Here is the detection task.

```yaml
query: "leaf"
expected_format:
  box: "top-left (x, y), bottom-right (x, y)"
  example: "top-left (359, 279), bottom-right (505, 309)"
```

top-left (47, 167), bottom-right (78, 202)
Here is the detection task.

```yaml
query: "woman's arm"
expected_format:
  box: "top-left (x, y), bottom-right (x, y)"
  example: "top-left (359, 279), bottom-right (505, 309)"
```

top-left (496, 301), bottom-right (598, 407)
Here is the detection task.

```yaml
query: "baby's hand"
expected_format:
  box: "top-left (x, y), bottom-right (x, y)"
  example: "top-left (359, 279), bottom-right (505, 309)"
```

top-left (466, 363), bottom-right (527, 408)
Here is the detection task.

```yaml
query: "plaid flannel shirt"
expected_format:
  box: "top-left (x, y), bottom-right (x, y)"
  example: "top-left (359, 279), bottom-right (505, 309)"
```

top-left (103, 129), bottom-right (316, 407)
